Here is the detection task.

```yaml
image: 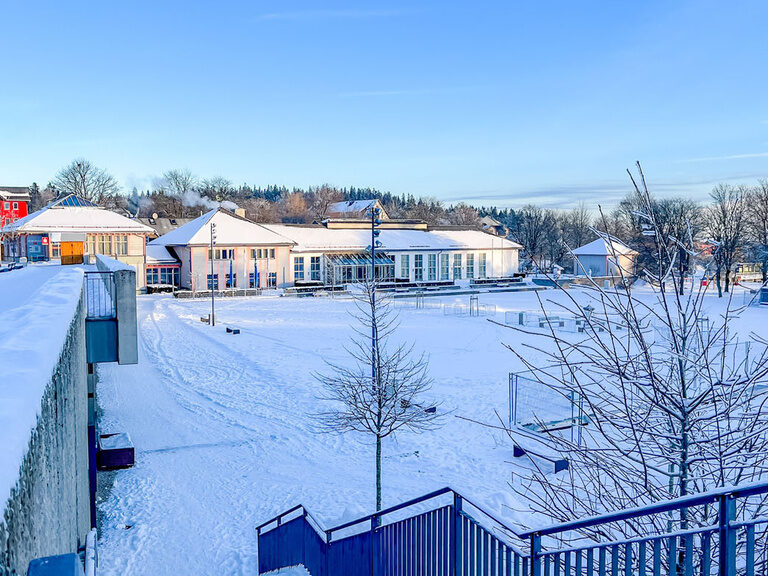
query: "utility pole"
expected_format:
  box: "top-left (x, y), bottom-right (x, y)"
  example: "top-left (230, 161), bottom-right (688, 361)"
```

top-left (210, 221), bottom-right (217, 326)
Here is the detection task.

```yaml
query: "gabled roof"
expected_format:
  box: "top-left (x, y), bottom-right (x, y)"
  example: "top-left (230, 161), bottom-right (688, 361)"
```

top-left (48, 194), bottom-right (97, 208)
top-left (0, 187), bottom-right (31, 202)
top-left (146, 244), bottom-right (179, 264)
top-left (138, 217), bottom-right (195, 237)
top-left (326, 199), bottom-right (389, 219)
top-left (262, 224), bottom-right (522, 253)
top-left (149, 208), bottom-right (295, 247)
top-left (572, 237), bottom-right (638, 256)
top-left (0, 195), bottom-right (154, 235)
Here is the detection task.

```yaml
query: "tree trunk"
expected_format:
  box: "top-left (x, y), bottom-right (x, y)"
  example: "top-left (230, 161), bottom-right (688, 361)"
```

top-left (376, 434), bottom-right (382, 512)
top-left (725, 269), bottom-right (730, 293)
top-left (716, 267), bottom-right (723, 298)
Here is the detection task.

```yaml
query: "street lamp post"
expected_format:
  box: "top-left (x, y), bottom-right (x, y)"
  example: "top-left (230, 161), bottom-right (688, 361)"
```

top-left (210, 222), bottom-right (217, 326)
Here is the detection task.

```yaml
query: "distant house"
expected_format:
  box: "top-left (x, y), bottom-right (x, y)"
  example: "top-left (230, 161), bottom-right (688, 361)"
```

top-left (0, 186), bottom-right (30, 227)
top-left (480, 215), bottom-right (506, 236)
top-left (0, 194), bottom-right (154, 286)
top-left (326, 199), bottom-right (389, 220)
top-left (572, 237), bottom-right (638, 277)
top-left (148, 208), bottom-right (295, 290)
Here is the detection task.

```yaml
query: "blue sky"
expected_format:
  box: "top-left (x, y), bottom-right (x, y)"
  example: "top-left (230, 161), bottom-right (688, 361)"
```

top-left (1, 0), bottom-right (766, 208)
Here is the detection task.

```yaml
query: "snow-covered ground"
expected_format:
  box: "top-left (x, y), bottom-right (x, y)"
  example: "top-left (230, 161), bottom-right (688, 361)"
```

top-left (96, 285), bottom-right (766, 575)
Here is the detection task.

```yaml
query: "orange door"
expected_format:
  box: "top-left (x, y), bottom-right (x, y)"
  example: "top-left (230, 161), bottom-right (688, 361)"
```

top-left (60, 241), bottom-right (84, 265)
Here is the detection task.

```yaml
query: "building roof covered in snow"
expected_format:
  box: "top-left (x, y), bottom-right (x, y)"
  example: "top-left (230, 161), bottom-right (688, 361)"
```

top-left (150, 208), bottom-right (294, 247)
top-left (145, 244), bottom-right (179, 264)
top-left (0, 187), bottom-right (31, 202)
top-left (262, 223), bottom-right (522, 253)
top-left (326, 199), bottom-right (389, 220)
top-left (572, 237), bottom-right (638, 256)
top-left (138, 216), bottom-right (195, 238)
top-left (0, 194), bottom-right (154, 235)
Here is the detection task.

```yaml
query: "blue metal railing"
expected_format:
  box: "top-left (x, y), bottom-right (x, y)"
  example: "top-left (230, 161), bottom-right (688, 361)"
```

top-left (256, 487), bottom-right (528, 576)
top-left (257, 481), bottom-right (768, 575)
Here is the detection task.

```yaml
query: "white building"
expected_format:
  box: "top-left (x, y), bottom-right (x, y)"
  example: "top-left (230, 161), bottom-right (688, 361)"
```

top-left (263, 223), bottom-right (521, 285)
top-left (148, 209), bottom-right (295, 290)
top-left (572, 237), bottom-right (638, 277)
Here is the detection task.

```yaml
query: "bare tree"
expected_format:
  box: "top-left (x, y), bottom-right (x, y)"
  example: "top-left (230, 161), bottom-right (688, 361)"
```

top-left (748, 180), bottom-right (768, 283)
top-left (447, 202), bottom-right (481, 226)
top-left (314, 277), bottom-right (441, 511)
top-left (707, 184), bottom-right (748, 296)
top-left (159, 169), bottom-right (199, 217)
top-left (308, 184), bottom-right (343, 220)
top-left (406, 197), bottom-right (447, 225)
top-left (53, 158), bottom-right (120, 205)
top-left (510, 204), bottom-right (549, 269)
top-left (497, 164), bottom-right (768, 547)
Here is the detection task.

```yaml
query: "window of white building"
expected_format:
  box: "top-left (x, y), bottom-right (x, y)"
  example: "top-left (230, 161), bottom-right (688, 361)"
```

top-left (428, 254), bottom-right (437, 281)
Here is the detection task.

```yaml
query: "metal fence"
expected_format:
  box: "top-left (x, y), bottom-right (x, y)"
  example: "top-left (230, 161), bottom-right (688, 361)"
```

top-left (257, 487), bottom-right (528, 576)
top-left (84, 271), bottom-right (116, 319)
top-left (258, 482), bottom-right (768, 576)
top-left (508, 372), bottom-right (585, 441)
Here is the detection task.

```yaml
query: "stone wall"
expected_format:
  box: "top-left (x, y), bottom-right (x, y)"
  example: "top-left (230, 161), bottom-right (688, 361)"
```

top-left (0, 293), bottom-right (90, 575)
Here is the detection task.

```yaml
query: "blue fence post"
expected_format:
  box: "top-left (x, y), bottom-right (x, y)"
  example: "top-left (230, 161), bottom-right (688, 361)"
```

top-left (530, 532), bottom-right (541, 576)
top-left (371, 512), bottom-right (379, 576)
top-left (718, 494), bottom-right (736, 576)
top-left (453, 492), bottom-right (462, 576)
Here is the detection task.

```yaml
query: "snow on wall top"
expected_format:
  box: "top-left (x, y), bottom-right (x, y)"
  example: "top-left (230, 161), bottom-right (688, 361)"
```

top-left (263, 224), bottom-right (522, 253)
top-left (1, 203), bottom-right (154, 235)
top-left (572, 237), bottom-right (638, 256)
top-left (150, 209), bottom-right (295, 247)
top-left (0, 264), bottom-right (85, 505)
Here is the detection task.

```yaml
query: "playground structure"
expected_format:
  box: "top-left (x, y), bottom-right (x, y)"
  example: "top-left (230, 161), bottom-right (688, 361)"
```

top-left (504, 309), bottom-right (626, 333)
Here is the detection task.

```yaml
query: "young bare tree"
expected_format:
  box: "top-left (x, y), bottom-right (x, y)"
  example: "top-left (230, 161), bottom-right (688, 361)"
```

top-left (314, 277), bottom-right (441, 511)
top-left (53, 158), bottom-right (120, 205)
top-left (500, 164), bottom-right (768, 547)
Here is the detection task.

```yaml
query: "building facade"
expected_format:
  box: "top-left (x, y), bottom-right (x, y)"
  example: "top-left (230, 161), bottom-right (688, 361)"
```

top-left (572, 237), bottom-right (639, 277)
top-left (0, 187), bottom-right (30, 227)
top-left (0, 194), bottom-right (153, 287)
top-left (147, 208), bottom-right (295, 290)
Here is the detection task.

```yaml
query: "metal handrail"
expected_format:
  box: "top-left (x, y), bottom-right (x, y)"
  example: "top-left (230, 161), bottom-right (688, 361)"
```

top-left (519, 479), bottom-right (768, 538)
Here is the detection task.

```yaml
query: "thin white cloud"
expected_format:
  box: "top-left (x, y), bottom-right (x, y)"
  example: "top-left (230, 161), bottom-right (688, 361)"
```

top-left (339, 86), bottom-right (487, 98)
top-left (678, 152), bottom-right (768, 163)
top-left (256, 9), bottom-right (407, 21)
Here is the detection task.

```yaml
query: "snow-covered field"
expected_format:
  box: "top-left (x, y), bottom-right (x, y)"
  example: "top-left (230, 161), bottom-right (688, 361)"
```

top-left (96, 286), bottom-right (766, 575)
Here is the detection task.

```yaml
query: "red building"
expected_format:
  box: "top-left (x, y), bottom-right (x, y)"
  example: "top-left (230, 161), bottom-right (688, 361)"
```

top-left (0, 186), bottom-right (30, 227)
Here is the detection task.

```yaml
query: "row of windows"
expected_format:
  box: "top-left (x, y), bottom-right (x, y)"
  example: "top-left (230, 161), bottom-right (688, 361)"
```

top-left (208, 248), bottom-right (278, 260)
top-left (400, 253), bottom-right (488, 281)
top-left (147, 267), bottom-right (180, 286)
top-left (206, 272), bottom-right (277, 289)
top-left (2, 202), bottom-right (20, 211)
top-left (293, 256), bottom-right (322, 281)
top-left (88, 235), bottom-right (129, 256)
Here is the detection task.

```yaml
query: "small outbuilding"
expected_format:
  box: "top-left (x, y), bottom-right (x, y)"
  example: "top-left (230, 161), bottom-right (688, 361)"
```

top-left (572, 237), bottom-right (638, 278)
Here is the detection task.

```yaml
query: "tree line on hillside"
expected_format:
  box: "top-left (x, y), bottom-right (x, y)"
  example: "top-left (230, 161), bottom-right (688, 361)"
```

top-left (23, 158), bottom-right (768, 293)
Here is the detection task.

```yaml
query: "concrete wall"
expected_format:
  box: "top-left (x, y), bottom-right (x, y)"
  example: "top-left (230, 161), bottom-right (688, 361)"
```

top-left (0, 295), bottom-right (90, 576)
